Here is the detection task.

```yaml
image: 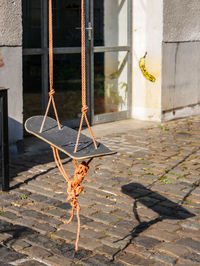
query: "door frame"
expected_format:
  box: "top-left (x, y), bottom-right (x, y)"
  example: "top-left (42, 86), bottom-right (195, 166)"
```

top-left (23, 0), bottom-right (132, 127)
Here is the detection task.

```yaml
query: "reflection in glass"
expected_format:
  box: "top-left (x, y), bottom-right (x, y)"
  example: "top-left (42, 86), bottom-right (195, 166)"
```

top-left (94, 0), bottom-right (128, 47)
top-left (53, 54), bottom-right (82, 121)
top-left (23, 0), bottom-right (41, 48)
top-left (23, 56), bottom-right (42, 122)
top-left (94, 1), bottom-right (104, 46)
top-left (53, 0), bottom-right (81, 47)
top-left (94, 51), bottom-right (129, 115)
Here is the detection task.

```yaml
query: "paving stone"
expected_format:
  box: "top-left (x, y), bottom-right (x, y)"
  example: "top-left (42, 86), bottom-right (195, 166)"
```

top-left (0, 262), bottom-right (12, 266)
top-left (52, 243), bottom-right (92, 261)
top-left (180, 221), bottom-right (200, 231)
top-left (143, 228), bottom-right (179, 242)
top-left (55, 202), bottom-right (71, 210)
top-left (107, 227), bottom-right (131, 239)
top-left (34, 223), bottom-right (56, 234)
top-left (79, 236), bottom-right (102, 250)
top-left (177, 228), bottom-right (200, 241)
top-left (16, 259), bottom-right (48, 266)
top-left (43, 207), bottom-right (66, 218)
top-left (92, 203), bottom-right (116, 214)
top-left (43, 255), bottom-right (73, 266)
top-left (9, 239), bottom-right (31, 252)
top-left (91, 212), bottom-right (119, 225)
top-left (155, 242), bottom-right (189, 257)
top-left (52, 229), bottom-right (76, 242)
top-left (151, 252), bottom-right (178, 265)
top-left (137, 208), bottom-right (158, 219)
top-left (19, 210), bottom-right (48, 220)
top-left (80, 228), bottom-right (104, 239)
top-left (85, 221), bottom-right (109, 232)
top-left (151, 221), bottom-right (180, 232)
top-left (81, 254), bottom-right (122, 266)
top-left (14, 217), bottom-right (36, 228)
top-left (177, 238), bottom-right (200, 252)
top-left (117, 252), bottom-right (156, 266)
top-left (176, 258), bottom-right (200, 266)
top-left (43, 217), bottom-right (62, 228)
top-left (26, 234), bottom-right (57, 250)
top-left (113, 220), bottom-right (135, 231)
top-left (111, 210), bottom-right (134, 220)
top-left (96, 244), bottom-right (119, 260)
top-left (28, 193), bottom-right (51, 203)
top-left (132, 236), bottom-right (161, 249)
top-left (0, 245), bottom-right (27, 263)
top-left (0, 211), bottom-right (20, 221)
top-left (23, 246), bottom-right (52, 259)
top-left (125, 244), bottom-right (152, 259)
top-left (59, 221), bottom-right (79, 233)
top-left (101, 236), bottom-right (128, 249)
top-left (183, 253), bottom-right (200, 264)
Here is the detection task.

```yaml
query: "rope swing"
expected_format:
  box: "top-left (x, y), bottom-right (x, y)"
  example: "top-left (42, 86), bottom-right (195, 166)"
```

top-left (40, 0), bottom-right (96, 251)
top-left (25, 0), bottom-right (115, 252)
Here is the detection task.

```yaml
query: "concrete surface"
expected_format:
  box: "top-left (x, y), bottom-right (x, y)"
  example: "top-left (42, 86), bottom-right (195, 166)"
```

top-left (163, 0), bottom-right (200, 42)
top-left (162, 42), bottom-right (200, 120)
top-left (0, 47), bottom-right (23, 145)
top-left (0, 0), bottom-right (22, 46)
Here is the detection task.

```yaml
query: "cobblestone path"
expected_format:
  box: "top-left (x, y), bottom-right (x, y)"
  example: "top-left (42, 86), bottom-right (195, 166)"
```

top-left (0, 116), bottom-right (200, 265)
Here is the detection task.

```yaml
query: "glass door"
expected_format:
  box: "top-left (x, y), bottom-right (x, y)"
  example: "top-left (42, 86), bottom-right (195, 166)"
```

top-left (91, 0), bottom-right (132, 124)
top-left (23, 0), bottom-right (132, 128)
top-left (23, 0), bottom-right (89, 128)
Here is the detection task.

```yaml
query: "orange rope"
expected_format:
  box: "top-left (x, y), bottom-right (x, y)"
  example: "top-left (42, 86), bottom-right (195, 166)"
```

top-left (51, 146), bottom-right (70, 182)
top-left (51, 146), bottom-right (90, 251)
top-left (74, 0), bottom-right (97, 153)
top-left (40, 0), bottom-right (61, 133)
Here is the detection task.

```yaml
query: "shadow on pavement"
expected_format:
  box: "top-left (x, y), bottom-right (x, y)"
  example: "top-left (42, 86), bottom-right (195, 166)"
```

top-left (112, 182), bottom-right (195, 260)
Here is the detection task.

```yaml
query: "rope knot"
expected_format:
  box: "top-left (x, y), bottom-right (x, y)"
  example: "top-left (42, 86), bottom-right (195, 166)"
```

top-left (75, 161), bottom-right (89, 182)
top-left (49, 89), bottom-right (55, 97)
top-left (66, 162), bottom-right (89, 212)
top-left (81, 105), bottom-right (88, 115)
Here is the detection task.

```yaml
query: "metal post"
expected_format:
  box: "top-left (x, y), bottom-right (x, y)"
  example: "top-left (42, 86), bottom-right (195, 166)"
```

top-left (0, 88), bottom-right (9, 191)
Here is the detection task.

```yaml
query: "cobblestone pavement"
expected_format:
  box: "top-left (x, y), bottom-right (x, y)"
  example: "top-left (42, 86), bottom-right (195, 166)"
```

top-left (1, 116), bottom-right (200, 265)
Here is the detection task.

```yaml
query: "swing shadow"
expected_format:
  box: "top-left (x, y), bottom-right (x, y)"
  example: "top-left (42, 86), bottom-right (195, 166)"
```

top-left (112, 182), bottom-right (195, 261)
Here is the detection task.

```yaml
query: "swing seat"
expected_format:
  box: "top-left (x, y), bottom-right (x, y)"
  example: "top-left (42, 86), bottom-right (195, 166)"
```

top-left (25, 116), bottom-right (116, 160)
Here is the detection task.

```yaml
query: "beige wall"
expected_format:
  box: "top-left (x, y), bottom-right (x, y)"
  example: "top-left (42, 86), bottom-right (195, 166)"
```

top-left (132, 0), bottom-right (163, 121)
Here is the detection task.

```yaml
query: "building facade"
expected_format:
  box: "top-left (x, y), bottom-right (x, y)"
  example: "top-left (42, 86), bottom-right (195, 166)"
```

top-left (0, 0), bottom-right (200, 151)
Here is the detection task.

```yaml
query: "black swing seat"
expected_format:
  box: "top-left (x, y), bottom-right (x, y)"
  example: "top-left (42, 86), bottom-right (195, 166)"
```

top-left (25, 116), bottom-right (116, 160)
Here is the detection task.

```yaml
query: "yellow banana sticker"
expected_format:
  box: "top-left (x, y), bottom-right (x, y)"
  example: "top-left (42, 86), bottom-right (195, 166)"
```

top-left (139, 52), bottom-right (156, 82)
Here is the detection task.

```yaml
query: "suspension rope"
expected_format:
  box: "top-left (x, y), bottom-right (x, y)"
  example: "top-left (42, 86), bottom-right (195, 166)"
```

top-left (51, 145), bottom-right (92, 251)
top-left (40, 0), bottom-right (61, 133)
top-left (74, 0), bottom-right (97, 153)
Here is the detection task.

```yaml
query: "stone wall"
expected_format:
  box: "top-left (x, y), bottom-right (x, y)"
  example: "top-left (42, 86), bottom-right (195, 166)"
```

top-left (162, 0), bottom-right (200, 120)
top-left (0, 0), bottom-right (23, 153)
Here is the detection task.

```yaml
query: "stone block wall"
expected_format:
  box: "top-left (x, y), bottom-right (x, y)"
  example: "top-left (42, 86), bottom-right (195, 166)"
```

top-left (162, 0), bottom-right (200, 120)
top-left (0, 0), bottom-right (23, 153)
